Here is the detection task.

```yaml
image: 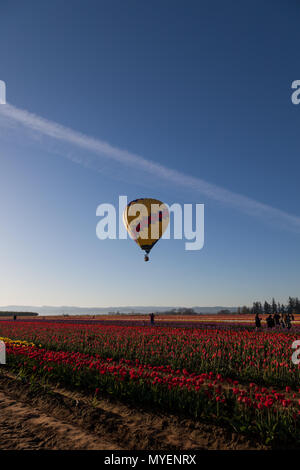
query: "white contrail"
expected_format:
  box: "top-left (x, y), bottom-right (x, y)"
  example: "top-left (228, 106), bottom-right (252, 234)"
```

top-left (1, 102), bottom-right (300, 232)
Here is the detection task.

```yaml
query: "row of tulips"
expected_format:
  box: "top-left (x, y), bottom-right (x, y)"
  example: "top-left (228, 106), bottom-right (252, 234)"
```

top-left (3, 339), bottom-right (300, 444)
top-left (0, 321), bottom-right (299, 389)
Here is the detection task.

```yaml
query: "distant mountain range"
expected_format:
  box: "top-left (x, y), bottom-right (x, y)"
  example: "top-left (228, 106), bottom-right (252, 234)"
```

top-left (0, 305), bottom-right (238, 315)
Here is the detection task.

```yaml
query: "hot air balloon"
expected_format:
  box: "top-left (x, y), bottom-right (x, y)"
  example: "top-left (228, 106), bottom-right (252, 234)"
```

top-left (123, 198), bottom-right (169, 261)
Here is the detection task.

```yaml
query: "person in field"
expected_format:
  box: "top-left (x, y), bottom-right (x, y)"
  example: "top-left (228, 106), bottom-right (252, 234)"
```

top-left (150, 312), bottom-right (155, 325)
top-left (286, 313), bottom-right (294, 330)
top-left (266, 314), bottom-right (275, 328)
top-left (282, 312), bottom-right (288, 328)
top-left (255, 313), bottom-right (261, 329)
top-left (273, 312), bottom-right (281, 327)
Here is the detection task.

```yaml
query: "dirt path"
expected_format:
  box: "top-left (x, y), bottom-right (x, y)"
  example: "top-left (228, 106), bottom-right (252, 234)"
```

top-left (0, 370), bottom-right (266, 450)
top-left (0, 390), bottom-right (120, 450)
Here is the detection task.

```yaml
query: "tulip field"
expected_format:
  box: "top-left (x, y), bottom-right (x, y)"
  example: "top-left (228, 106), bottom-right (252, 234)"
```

top-left (0, 319), bottom-right (300, 446)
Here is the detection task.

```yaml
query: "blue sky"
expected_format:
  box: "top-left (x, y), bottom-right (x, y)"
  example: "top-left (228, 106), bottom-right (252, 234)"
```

top-left (0, 0), bottom-right (299, 308)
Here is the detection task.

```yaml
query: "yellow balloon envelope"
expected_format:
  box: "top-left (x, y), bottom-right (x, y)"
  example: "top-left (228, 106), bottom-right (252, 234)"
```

top-left (123, 198), bottom-right (169, 261)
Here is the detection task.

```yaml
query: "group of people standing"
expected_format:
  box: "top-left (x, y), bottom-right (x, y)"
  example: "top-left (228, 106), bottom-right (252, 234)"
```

top-left (255, 312), bottom-right (294, 329)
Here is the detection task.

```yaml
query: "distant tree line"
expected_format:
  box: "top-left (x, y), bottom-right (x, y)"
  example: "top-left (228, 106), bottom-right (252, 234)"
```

top-left (217, 309), bottom-right (232, 315)
top-left (160, 308), bottom-right (197, 315)
top-left (237, 297), bottom-right (300, 315)
top-left (0, 311), bottom-right (39, 317)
